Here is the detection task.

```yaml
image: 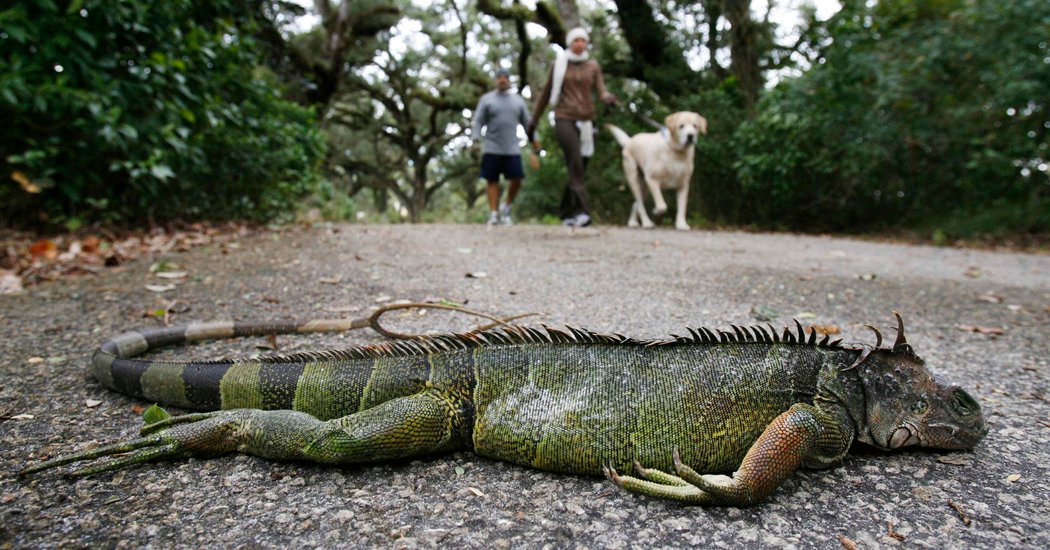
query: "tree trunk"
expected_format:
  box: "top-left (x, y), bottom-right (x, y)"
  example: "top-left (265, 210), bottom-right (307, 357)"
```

top-left (723, 0), bottom-right (763, 113)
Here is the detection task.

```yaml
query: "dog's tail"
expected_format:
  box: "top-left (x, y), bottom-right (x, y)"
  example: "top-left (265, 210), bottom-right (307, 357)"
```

top-left (604, 124), bottom-right (630, 148)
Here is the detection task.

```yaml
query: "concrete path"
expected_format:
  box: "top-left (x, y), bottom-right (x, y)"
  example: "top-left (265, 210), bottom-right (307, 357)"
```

top-left (2, 224), bottom-right (1047, 548)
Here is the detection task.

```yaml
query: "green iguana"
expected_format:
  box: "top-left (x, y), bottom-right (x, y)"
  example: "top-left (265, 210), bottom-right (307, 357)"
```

top-left (20, 313), bottom-right (987, 506)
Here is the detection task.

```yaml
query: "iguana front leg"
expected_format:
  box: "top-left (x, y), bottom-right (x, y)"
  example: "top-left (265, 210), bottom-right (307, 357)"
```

top-left (20, 388), bottom-right (469, 477)
top-left (606, 404), bottom-right (852, 506)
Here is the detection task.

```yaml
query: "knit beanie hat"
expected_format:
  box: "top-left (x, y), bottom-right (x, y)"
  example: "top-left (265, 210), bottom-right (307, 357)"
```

top-left (566, 27), bottom-right (589, 45)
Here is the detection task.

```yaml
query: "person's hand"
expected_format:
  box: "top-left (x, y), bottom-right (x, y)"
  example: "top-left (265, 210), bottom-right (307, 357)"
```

top-left (602, 93), bottom-right (619, 106)
top-left (531, 140), bottom-right (542, 153)
top-left (470, 142), bottom-right (481, 154)
top-left (526, 122), bottom-right (537, 142)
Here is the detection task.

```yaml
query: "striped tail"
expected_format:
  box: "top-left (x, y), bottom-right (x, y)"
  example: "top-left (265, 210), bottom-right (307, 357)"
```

top-left (91, 320), bottom-right (362, 413)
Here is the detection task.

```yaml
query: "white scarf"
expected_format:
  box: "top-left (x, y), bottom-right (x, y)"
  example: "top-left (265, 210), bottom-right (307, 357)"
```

top-left (549, 49), bottom-right (589, 108)
top-left (550, 49), bottom-right (594, 157)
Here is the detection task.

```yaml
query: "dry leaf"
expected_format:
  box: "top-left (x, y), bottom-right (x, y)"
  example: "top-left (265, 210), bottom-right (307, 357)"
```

top-left (318, 275), bottom-right (343, 285)
top-left (976, 294), bottom-right (1003, 304)
top-left (937, 455), bottom-right (972, 466)
top-left (838, 535), bottom-right (858, 550)
top-left (11, 414), bottom-right (35, 420)
top-left (0, 270), bottom-right (24, 294)
top-left (1007, 474), bottom-right (1021, 482)
top-left (154, 271), bottom-right (188, 279)
top-left (29, 239), bottom-right (58, 260)
top-left (467, 487), bottom-right (486, 497)
top-left (809, 324), bottom-right (841, 335)
top-left (956, 324), bottom-right (1005, 335)
top-left (145, 284), bottom-right (176, 293)
top-left (85, 399), bottom-right (103, 408)
top-left (465, 271), bottom-right (488, 278)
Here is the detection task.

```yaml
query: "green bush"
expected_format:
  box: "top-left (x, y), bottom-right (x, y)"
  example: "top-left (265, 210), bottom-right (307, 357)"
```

top-left (0, 0), bottom-right (325, 229)
top-left (734, 0), bottom-right (1049, 235)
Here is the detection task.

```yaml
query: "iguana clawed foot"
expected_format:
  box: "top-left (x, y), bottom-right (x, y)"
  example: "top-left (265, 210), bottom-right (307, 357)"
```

top-left (19, 408), bottom-right (252, 477)
top-left (604, 448), bottom-right (756, 505)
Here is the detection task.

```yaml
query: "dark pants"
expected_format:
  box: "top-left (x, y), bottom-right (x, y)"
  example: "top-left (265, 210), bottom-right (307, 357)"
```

top-left (554, 118), bottom-right (591, 220)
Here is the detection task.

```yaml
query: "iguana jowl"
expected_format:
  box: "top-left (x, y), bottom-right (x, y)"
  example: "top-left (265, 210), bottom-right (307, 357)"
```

top-left (20, 313), bottom-right (987, 505)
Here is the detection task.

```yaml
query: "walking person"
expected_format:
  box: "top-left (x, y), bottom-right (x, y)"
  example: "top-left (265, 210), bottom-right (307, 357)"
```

top-left (472, 68), bottom-right (536, 227)
top-left (527, 27), bottom-right (618, 227)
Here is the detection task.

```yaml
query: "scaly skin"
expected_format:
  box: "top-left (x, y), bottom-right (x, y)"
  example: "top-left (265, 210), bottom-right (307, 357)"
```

top-left (20, 314), bottom-right (988, 506)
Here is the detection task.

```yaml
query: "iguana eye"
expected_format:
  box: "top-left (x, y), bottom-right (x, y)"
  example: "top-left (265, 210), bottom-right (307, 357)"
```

top-left (911, 400), bottom-right (928, 414)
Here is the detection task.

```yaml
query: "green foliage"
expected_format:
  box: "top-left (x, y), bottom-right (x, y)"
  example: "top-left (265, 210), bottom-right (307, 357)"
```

top-left (0, 0), bottom-right (326, 229)
top-left (734, 0), bottom-right (1049, 235)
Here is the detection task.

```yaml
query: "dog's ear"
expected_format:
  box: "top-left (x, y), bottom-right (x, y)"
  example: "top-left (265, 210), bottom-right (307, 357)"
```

top-left (696, 114), bottom-right (708, 135)
top-left (664, 113), bottom-right (678, 129)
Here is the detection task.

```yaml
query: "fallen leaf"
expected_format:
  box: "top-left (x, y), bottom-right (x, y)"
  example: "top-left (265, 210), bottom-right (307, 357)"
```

top-left (750, 305), bottom-right (780, 322)
top-left (47, 356), bottom-right (67, 365)
top-left (976, 294), bottom-right (1003, 304)
top-left (131, 405), bottom-right (147, 414)
top-left (809, 324), bottom-right (841, 335)
top-left (29, 239), bottom-right (58, 260)
top-left (1007, 474), bottom-right (1021, 482)
top-left (937, 455), bottom-right (972, 466)
top-left (1006, 305), bottom-right (1024, 312)
top-left (148, 261), bottom-right (181, 273)
top-left (85, 399), bottom-right (103, 408)
top-left (465, 271), bottom-right (488, 279)
top-left (375, 295), bottom-right (391, 303)
top-left (795, 311), bottom-right (816, 319)
top-left (145, 284), bottom-right (176, 293)
top-left (467, 487), bottom-right (486, 497)
top-left (11, 414), bottom-right (34, 420)
top-left (956, 324), bottom-right (1005, 335)
top-left (886, 520), bottom-right (906, 541)
top-left (964, 267), bottom-right (982, 279)
top-left (154, 271), bottom-right (188, 279)
top-left (0, 494), bottom-right (16, 504)
top-left (857, 273), bottom-right (877, 281)
top-left (319, 275), bottom-right (343, 285)
top-left (839, 535), bottom-right (858, 550)
top-left (27, 357), bottom-right (44, 364)
top-left (0, 270), bottom-right (24, 294)
top-left (454, 466), bottom-right (465, 476)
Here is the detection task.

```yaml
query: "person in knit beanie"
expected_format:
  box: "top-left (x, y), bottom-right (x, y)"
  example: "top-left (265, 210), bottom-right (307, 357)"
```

top-left (527, 27), bottom-right (618, 227)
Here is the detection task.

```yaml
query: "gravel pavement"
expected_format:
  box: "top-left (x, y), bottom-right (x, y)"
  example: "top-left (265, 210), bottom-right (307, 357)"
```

top-left (1, 223), bottom-right (1048, 548)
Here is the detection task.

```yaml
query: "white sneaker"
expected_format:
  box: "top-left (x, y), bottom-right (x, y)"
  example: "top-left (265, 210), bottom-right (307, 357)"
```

top-left (574, 213), bottom-right (591, 227)
top-left (486, 212), bottom-right (499, 227)
top-left (499, 204), bottom-right (513, 226)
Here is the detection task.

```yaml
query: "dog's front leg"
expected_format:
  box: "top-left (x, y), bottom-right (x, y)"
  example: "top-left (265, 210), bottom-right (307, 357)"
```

top-left (647, 179), bottom-right (669, 216)
top-left (674, 183), bottom-right (691, 231)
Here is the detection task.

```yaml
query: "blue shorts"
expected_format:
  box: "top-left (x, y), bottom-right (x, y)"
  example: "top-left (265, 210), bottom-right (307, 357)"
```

top-left (480, 154), bottom-right (524, 182)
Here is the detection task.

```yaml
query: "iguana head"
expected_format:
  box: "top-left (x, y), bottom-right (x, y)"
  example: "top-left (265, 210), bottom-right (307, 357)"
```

top-left (848, 314), bottom-right (988, 451)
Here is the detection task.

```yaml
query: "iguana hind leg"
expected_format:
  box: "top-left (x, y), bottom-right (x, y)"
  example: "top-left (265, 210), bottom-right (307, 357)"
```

top-left (607, 404), bottom-right (847, 506)
top-left (21, 388), bottom-right (470, 477)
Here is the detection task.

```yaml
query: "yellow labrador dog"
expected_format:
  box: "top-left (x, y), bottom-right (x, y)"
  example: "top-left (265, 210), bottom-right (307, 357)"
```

top-left (606, 112), bottom-right (707, 230)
